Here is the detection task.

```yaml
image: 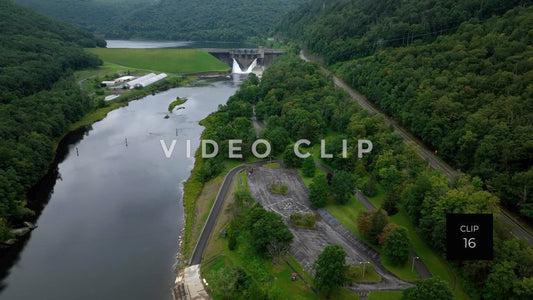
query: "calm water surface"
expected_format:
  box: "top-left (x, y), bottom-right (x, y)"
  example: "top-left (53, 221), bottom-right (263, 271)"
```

top-left (106, 40), bottom-right (256, 49)
top-left (0, 78), bottom-right (244, 300)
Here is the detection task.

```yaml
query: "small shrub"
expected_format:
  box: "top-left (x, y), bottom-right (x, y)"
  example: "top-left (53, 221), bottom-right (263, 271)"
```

top-left (290, 212), bottom-right (316, 228)
top-left (269, 182), bottom-right (289, 194)
top-left (346, 263), bottom-right (379, 282)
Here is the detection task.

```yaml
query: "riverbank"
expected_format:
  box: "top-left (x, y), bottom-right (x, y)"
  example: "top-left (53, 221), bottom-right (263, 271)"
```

top-left (1, 74), bottom-right (194, 247)
top-left (4, 56), bottom-right (206, 245)
top-left (68, 76), bottom-right (197, 132)
top-left (178, 142), bottom-right (242, 267)
top-left (0, 75), bottom-right (242, 300)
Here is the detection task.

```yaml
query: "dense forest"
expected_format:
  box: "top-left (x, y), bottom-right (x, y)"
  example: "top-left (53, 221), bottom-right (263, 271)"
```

top-left (0, 0), bottom-right (104, 239)
top-left (199, 54), bottom-right (533, 299)
top-left (14, 0), bottom-right (157, 33)
top-left (15, 0), bottom-right (306, 41)
top-left (277, 0), bottom-right (533, 220)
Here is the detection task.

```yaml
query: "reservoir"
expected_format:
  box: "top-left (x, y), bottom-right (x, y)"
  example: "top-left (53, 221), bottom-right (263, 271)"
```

top-left (105, 39), bottom-right (256, 49)
top-left (0, 77), bottom-right (243, 299)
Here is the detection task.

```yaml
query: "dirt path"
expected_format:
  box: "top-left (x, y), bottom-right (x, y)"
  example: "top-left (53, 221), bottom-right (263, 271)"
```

top-left (77, 70), bottom-right (102, 91)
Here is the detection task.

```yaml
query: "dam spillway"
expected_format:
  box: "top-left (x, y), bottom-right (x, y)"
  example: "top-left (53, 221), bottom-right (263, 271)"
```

top-left (205, 47), bottom-right (285, 73)
top-left (232, 58), bottom-right (258, 74)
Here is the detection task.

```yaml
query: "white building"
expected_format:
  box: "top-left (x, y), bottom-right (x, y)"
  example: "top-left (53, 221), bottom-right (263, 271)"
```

top-left (115, 75), bottom-right (135, 83)
top-left (125, 73), bottom-right (168, 89)
top-left (101, 75), bottom-right (136, 87)
top-left (104, 94), bottom-right (120, 101)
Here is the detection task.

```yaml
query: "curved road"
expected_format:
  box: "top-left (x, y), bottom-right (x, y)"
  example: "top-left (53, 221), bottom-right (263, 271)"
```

top-left (189, 164), bottom-right (246, 265)
top-left (189, 160), bottom-right (276, 265)
top-left (299, 51), bottom-right (533, 247)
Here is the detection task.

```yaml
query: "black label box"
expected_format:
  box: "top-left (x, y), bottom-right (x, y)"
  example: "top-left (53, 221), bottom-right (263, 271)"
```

top-left (446, 213), bottom-right (493, 260)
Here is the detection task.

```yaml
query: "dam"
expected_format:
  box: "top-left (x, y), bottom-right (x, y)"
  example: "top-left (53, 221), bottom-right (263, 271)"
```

top-left (205, 47), bottom-right (285, 74)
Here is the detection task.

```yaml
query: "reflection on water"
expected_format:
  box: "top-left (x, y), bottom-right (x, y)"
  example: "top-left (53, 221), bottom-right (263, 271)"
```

top-left (0, 77), bottom-right (244, 300)
top-left (0, 126), bottom-right (90, 292)
top-left (106, 40), bottom-right (257, 49)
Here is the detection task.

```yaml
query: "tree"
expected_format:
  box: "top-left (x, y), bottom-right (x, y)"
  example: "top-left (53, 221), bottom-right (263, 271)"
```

top-left (384, 226), bottom-right (410, 265)
top-left (484, 261), bottom-right (518, 300)
top-left (402, 277), bottom-right (453, 300)
top-left (382, 196), bottom-right (399, 215)
top-left (248, 206), bottom-right (294, 258)
top-left (0, 218), bottom-right (12, 241)
top-left (308, 174), bottom-right (329, 208)
top-left (514, 277), bottom-right (533, 299)
top-left (369, 209), bottom-right (389, 244)
top-left (283, 144), bottom-right (303, 168)
top-left (378, 165), bottom-right (403, 215)
top-left (363, 173), bottom-right (377, 196)
top-left (245, 204), bottom-right (267, 229)
top-left (313, 245), bottom-right (349, 296)
top-left (330, 170), bottom-right (355, 204)
top-left (378, 223), bottom-right (396, 245)
top-left (357, 209), bottom-right (389, 244)
top-left (420, 185), bottom-right (498, 251)
top-left (302, 156), bottom-right (316, 177)
top-left (264, 126), bottom-right (290, 154)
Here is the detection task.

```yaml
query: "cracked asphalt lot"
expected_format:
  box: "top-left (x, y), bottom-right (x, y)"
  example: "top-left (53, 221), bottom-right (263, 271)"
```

top-left (246, 166), bottom-right (412, 291)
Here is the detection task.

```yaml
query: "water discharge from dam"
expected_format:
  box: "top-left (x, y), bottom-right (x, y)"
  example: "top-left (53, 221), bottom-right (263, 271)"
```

top-left (232, 58), bottom-right (258, 74)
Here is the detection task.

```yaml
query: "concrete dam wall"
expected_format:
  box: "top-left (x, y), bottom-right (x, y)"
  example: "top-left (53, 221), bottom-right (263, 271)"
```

top-left (205, 47), bottom-right (285, 72)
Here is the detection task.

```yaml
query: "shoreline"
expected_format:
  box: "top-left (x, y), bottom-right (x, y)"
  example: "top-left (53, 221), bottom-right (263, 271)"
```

top-left (2, 74), bottom-right (198, 247)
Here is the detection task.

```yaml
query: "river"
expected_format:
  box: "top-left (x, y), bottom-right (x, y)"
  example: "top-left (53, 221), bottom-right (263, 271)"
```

top-left (0, 75), bottom-right (245, 299)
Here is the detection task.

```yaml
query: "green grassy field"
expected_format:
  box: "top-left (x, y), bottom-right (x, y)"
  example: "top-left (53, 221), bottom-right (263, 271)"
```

top-left (87, 48), bottom-right (230, 73)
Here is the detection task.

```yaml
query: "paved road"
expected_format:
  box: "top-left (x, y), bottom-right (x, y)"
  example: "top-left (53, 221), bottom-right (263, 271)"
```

top-left (189, 165), bottom-right (246, 265)
top-left (251, 105), bottom-right (265, 137)
top-left (299, 51), bottom-right (533, 247)
top-left (189, 160), bottom-right (279, 265)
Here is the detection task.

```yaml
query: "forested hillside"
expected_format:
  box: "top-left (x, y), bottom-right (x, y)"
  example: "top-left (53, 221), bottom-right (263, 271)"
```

top-left (15, 0), bottom-right (306, 41)
top-left (0, 0), bottom-right (105, 102)
top-left (14, 0), bottom-right (156, 33)
top-left (277, 0), bottom-right (533, 220)
top-left (205, 54), bottom-right (533, 299)
top-left (0, 0), bottom-right (103, 238)
top-left (278, 0), bottom-right (529, 63)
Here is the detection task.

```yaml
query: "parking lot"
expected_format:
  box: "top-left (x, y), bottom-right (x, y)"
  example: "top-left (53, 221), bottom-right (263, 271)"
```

top-left (246, 165), bottom-right (411, 291)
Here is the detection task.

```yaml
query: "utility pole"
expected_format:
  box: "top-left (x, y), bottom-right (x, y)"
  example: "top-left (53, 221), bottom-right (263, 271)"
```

top-left (411, 256), bottom-right (419, 272)
top-left (360, 261), bottom-right (369, 278)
